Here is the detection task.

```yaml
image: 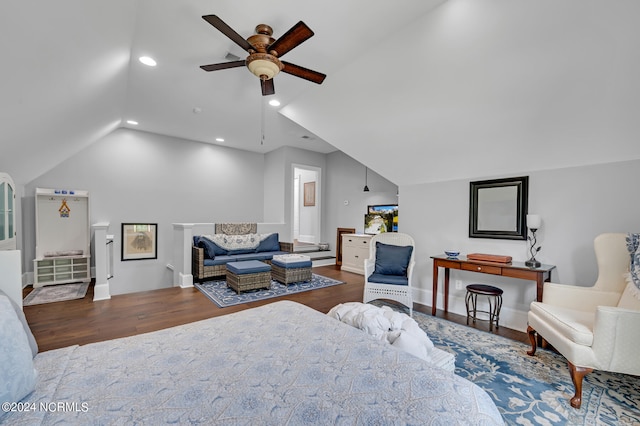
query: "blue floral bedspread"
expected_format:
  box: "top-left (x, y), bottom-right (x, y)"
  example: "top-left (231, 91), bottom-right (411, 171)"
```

top-left (8, 301), bottom-right (503, 425)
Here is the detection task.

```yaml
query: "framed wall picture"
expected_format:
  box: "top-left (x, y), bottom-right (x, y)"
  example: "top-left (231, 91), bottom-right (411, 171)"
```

top-left (121, 223), bottom-right (158, 261)
top-left (303, 181), bottom-right (316, 206)
top-left (469, 176), bottom-right (528, 240)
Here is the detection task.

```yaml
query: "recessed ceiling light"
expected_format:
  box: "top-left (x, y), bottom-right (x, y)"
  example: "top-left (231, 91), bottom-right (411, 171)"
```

top-left (139, 56), bottom-right (157, 67)
top-left (268, 99), bottom-right (281, 107)
top-left (215, 138), bottom-right (224, 142)
top-left (126, 120), bottom-right (139, 125)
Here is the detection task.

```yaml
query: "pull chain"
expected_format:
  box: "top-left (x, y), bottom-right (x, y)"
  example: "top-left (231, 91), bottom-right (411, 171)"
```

top-left (260, 94), bottom-right (265, 145)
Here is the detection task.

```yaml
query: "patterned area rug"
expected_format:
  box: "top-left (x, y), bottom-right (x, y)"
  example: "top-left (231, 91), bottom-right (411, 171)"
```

top-left (372, 301), bottom-right (640, 425)
top-left (196, 274), bottom-right (344, 307)
top-left (23, 282), bottom-right (89, 306)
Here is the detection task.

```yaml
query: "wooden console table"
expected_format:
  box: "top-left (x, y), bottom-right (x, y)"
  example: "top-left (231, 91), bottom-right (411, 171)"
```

top-left (431, 255), bottom-right (556, 316)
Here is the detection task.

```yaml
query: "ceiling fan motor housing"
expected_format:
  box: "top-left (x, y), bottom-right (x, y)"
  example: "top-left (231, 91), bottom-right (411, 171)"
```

top-left (246, 24), bottom-right (283, 80)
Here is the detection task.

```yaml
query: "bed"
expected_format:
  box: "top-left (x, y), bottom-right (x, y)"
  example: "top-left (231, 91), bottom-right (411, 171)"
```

top-left (3, 300), bottom-right (503, 425)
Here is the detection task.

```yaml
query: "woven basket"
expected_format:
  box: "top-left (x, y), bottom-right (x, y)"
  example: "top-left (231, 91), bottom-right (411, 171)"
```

top-left (226, 270), bottom-right (271, 294)
top-left (271, 264), bottom-right (312, 285)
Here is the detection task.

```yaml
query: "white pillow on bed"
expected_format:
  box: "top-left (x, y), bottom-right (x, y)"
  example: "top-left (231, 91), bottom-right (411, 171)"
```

top-left (0, 295), bottom-right (37, 411)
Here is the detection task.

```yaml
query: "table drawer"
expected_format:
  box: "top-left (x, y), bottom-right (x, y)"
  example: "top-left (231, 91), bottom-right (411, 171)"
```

top-left (462, 263), bottom-right (502, 275)
top-left (435, 259), bottom-right (461, 269)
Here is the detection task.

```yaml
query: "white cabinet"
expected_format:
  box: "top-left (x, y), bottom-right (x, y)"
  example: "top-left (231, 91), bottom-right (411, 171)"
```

top-left (33, 188), bottom-right (91, 287)
top-left (34, 256), bottom-right (89, 286)
top-left (0, 173), bottom-right (16, 251)
top-left (341, 234), bottom-right (372, 275)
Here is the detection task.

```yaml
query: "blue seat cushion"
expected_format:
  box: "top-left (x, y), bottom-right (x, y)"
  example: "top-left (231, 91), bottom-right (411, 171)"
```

top-left (368, 272), bottom-right (409, 286)
top-left (231, 252), bottom-right (273, 262)
top-left (203, 251), bottom-right (290, 267)
top-left (272, 259), bottom-right (312, 269)
top-left (226, 260), bottom-right (271, 275)
top-left (374, 242), bottom-right (413, 276)
top-left (204, 255), bottom-right (236, 266)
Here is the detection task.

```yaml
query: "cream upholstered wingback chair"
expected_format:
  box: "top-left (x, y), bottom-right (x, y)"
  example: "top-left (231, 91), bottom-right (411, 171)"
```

top-left (363, 233), bottom-right (415, 316)
top-left (527, 233), bottom-right (640, 409)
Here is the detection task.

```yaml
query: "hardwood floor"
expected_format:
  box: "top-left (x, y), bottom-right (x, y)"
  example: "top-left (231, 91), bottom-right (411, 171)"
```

top-left (23, 265), bottom-right (528, 352)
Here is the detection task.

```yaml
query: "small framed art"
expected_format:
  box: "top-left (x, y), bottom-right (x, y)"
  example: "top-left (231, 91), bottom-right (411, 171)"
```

top-left (121, 223), bottom-right (158, 261)
top-left (304, 181), bottom-right (316, 206)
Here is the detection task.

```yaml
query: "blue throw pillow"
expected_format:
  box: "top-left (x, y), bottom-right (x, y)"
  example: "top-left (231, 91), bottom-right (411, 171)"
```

top-left (197, 236), bottom-right (227, 258)
top-left (374, 242), bottom-right (413, 276)
top-left (255, 233), bottom-right (280, 252)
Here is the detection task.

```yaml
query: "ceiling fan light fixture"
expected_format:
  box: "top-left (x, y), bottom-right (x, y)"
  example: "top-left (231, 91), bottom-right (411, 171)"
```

top-left (246, 53), bottom-right (283, 80)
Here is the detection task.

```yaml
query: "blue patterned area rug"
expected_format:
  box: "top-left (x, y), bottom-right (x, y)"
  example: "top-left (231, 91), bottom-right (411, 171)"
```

top-left (196, 274), bottom-right (344, 308)
top-left (372, 301), bottom-right (639, 425)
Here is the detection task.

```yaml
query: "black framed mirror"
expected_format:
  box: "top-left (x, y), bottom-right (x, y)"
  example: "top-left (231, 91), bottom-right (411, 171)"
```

top-left (469, 176), bottom-right (528, 240)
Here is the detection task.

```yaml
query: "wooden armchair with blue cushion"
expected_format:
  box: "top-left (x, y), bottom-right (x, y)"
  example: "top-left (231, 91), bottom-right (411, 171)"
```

top-left (363, 233), bottom-right (415, 316)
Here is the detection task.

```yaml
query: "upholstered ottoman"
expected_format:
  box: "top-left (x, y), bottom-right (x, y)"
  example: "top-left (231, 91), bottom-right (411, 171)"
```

top-left (226, 260), bottom-right (272, 294)
top-left (271, 254), bottom-right (312, 285)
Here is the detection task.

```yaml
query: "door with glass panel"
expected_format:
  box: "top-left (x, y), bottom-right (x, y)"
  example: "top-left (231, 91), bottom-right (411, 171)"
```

top-left (0, 173), bottom-right (16, 250)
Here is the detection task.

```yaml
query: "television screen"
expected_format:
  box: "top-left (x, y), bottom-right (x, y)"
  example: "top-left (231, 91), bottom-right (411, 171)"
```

top-left (365, 205), bottom-right (398, 234)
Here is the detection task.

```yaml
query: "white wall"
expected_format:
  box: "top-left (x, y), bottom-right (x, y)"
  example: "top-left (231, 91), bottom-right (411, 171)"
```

top-left (20, 131), bottom-right (400, 295)
top-left (323, 151), bottom-right (399, 246)
top-left (263, 148), bottom-right (286, 224)
top-left (23, 128), bottom-right (266, 295)
top-left (401, 159), bottom-right (640, 332)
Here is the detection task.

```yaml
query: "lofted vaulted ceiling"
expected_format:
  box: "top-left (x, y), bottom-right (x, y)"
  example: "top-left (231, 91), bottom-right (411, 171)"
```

top-left (1, 0), bottom-right (444, 184)
top-left (2, 0), bottom-right (640, 186)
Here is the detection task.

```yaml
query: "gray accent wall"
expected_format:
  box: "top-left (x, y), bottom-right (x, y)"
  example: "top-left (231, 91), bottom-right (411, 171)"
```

top-left (323, 151), bottom-right (400, 245)
top-left (14, 125), bottom-right (639, 330)
top-left (23, 129), bottom-right (266, 295)
top-left (20, 130), bottom-right (398, 296)
top-left (400, 159), bottom-right (640, 331)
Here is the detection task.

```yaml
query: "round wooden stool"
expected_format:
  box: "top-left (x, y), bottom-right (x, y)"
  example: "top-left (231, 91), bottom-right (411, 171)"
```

top-left (465, 284), bottom-right (503, 331)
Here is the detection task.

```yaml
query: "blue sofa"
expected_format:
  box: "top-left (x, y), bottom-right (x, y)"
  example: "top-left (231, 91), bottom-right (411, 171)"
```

top-left (192, 230), bottom-right (293, 281)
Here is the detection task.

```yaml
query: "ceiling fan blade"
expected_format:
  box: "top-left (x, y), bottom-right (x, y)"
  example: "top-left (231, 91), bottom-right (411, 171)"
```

top-left (200, 60), bottom-right (246, 72)
top-left (261, 79), bottom-right (275, 96)
top-left (202, 15), bottom-right (254, 52)
top-left (281, 61), bottom-right (326, 84)
top-left (267, 21), bottom-right (314, 58)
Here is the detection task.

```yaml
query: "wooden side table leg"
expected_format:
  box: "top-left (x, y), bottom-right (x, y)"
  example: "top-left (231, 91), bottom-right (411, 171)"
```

top-left (536, 275), bottom-right (544, 302)
top-left (432, 263), bottom-right (439, 315)
top-left (443, 268), bottom-right (450, 313)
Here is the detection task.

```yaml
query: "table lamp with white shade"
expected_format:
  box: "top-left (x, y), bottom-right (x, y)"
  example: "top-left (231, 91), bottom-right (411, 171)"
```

top-left (525, 214), bottom-right (542, 268)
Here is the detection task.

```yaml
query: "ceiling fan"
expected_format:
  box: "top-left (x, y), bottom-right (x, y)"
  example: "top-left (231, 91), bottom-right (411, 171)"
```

top-left (200, 15), bottom-right (326, 96)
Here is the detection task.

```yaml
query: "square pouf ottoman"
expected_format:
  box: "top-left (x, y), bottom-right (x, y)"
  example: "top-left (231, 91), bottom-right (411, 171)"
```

top-left (271, 254), bottom-right (313, 285)
top-left (226, 260), bottom-right (272, 294)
